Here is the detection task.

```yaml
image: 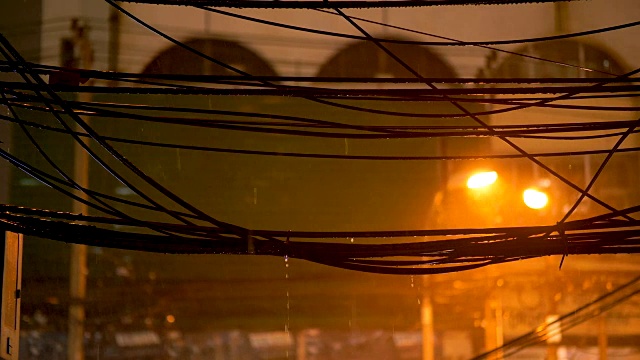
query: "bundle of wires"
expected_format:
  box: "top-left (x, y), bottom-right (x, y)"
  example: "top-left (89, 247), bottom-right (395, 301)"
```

top-left (1, 0), bottom-right (640, 275)
top-left (116, 0), bottom-right (591, 10)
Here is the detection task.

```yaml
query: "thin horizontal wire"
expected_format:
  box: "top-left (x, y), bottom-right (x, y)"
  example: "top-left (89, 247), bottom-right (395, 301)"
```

top-left (6, 113), bottom-right (640, 161)
top-left (117, 0), bottom-right (610, 10)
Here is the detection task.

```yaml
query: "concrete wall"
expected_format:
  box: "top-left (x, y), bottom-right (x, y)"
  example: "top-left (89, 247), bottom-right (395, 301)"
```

top-left (115, 0), bottom-right (639, 77)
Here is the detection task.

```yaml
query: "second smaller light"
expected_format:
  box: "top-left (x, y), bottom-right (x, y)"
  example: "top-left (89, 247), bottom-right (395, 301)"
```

top-left (523, 188), bottom-right (549, 209)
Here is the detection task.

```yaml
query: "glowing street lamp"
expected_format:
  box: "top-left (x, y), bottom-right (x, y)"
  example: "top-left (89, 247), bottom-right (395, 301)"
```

top-left (466, 171), bottom-right (498, 189)
top-left (523, 188), bottom-right (549, 209)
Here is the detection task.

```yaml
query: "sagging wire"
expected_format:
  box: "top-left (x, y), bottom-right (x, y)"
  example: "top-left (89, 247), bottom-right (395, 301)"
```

top-left (115, 0), bottom-right (616, 10)
top-left (0, 33), bottom-right (246, 235)
top-left (329, 6), bottom-right (636, 222)
top-left (312, 8), bottom-right (631, 77)
top-left (2, 202), bottom-right (640, 274)
top-left (5, 96), bottom-right (640, 142)
top-left (0, 2), bottom-right (638, 276)
top-left (535, 106), bottom-right (639, 268)
top-left (6, 78), bottom-right (640, 123)
top-left (5, 111), bottom-right (640, 165)
top-left (201, 7), bottom-right (640, 49)
top-left (9, 80), bottom-right (640, 97)
top-left (6, 59), bottom-right (639, 86)
top-left (101, 1), bottom-right (640, 128)
top-left (325, 7), bottom-right (640, 269)
top-left (203, 5), bottom-right (629, 79)
top-left (0, 146), bottom-right (207, 223)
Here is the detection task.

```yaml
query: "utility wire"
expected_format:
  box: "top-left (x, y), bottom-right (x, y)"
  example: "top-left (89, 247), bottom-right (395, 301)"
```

top-left (330, 6), bottom-right (635, 221)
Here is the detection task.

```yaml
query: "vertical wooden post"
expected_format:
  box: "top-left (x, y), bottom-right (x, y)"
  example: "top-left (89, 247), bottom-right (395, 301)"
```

top-left (67, 18), bottom-right (92, 360)
top-left (107, 7), bottom-right (120, 87)
top-left (0, 232), bottom-right (22, 360)
top-left (554, 2), bottom-right (569, 34)
top-left (545, 261), bottom-right (560, 360)
top-left (421, 284), bottom-right (434, 360)
top-left (598, 314), bottom-right (608, 360)
top-left (484, 294), bottom-right (504, 360)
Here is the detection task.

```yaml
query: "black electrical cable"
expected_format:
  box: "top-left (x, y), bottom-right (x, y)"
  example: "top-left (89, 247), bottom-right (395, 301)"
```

top-left (201, 7), bottom-right (640, 48)
top-left (6, 96), bottom-right (640, 143)
top-left (9, 80), bottom-right (640, 97)
top-left (331, 6), bottom-right (636, 221)
top-left (557, 115), bottom-right (640, 226)
top-left (116, 0), bottom-right (616, 10)
top-left (1, 2), bottom-right (639, 276)
top-left (2, 196), bottom-right (640, 274)
top-left (104, 0), bottom-right (462, 133)
top-left (313, 8), bottom-right (634, 78)
top-left (0, 112), bottom-right (213, 238)
top-left (11, 61), bottom-right (640, 85)
top-left (103, 0), bottom-right (640, 143)
top-left (202, 5), bottom-right (625, 79)
top-left (1, 34), bottom-right (247, 235)
top-left (0, 48), bottom-right (212, 232)
top-left (0, 62), bottom-right (191, 235)
top-left (0, 148), bottom-right (205, 221)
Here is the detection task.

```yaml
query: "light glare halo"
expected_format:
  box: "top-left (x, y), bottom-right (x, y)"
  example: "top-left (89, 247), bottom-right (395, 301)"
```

top-left (523, 188), bottom-right (549, 209)
top-left (467, 171), bottom-right (498, 189)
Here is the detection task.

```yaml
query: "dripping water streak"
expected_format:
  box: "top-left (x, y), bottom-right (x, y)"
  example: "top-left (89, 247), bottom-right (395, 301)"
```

top-left (284, 255), bottom-right (290, 359)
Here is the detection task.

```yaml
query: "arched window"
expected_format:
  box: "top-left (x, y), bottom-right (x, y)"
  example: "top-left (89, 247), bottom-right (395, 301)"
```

top-left (142, 38), bottom-right (277, 76)
top-left (316, 39), bottom-right (457, 78)
top-left (489, 40), bottom-right (624, 78)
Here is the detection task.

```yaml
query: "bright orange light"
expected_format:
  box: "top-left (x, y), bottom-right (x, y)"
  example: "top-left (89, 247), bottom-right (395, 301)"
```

top-left (166, 315), bottom-right (176, 324)
top-left (466, 171), bottom-right (498, 189)
top-left (523, 188), bottom-right (548, 209)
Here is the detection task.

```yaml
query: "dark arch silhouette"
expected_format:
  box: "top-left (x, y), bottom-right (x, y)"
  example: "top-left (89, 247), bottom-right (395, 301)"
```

top-left (490, 40), bottom-right (625, 78)
top-left (316, 39), bottom-right (457, 78)
top-left (141, 38), bottom-right (278, 76)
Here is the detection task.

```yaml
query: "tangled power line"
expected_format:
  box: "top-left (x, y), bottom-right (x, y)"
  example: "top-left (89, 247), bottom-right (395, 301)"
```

top-left (116, 0), bottom-right (589, 9)
top-left (1, 0), bottom-right (640, 277)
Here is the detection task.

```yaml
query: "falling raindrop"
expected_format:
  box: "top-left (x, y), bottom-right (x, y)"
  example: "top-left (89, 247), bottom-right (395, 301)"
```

top-left (285, 255), bottom-right (291, 356)
top-left (411, 275), bottom-right (414, 288)
top-left (344, 138), bottom-right (349, 155)
top-left (350, 237), bottom-right (354, 243)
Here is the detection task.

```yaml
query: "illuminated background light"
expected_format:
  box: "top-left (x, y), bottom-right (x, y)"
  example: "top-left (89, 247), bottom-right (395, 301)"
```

top-left (523, 188), bottom-right (549, 209)
top-left (466, 171), bottom-right (498, 189)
